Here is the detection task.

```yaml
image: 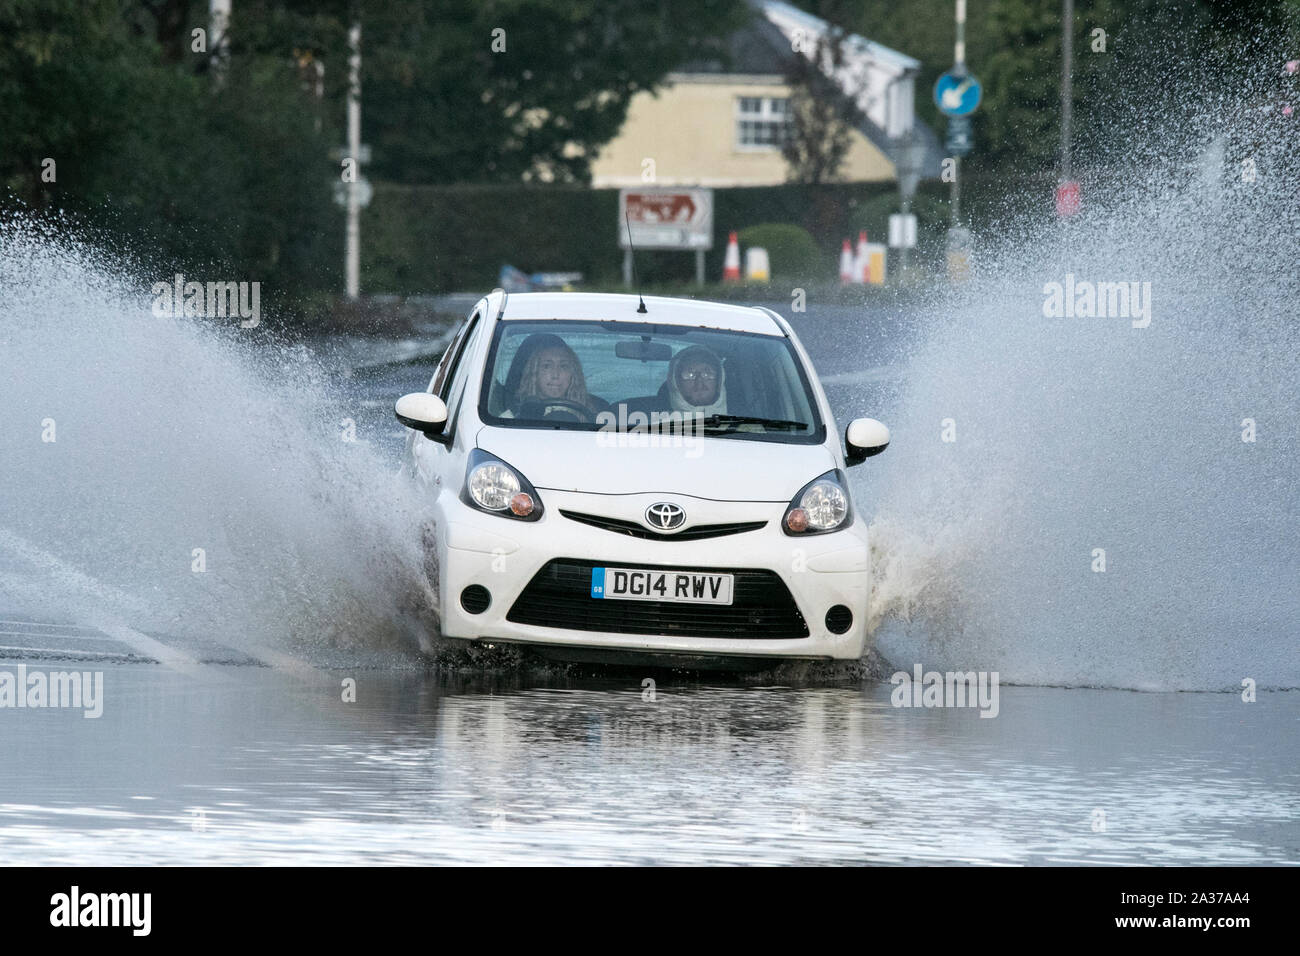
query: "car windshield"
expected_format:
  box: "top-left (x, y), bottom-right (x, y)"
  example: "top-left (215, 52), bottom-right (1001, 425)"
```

top-left (478, 319), bottom-right (824, 443)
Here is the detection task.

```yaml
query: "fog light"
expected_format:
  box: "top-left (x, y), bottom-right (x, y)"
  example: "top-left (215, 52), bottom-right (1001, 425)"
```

top-left (785, 508), bottom-right (809, 533)
top-left (460, 585), bottom-right (491, 614)
top-left (509, 492), bottom-right (535, 517)
top-left (825, 605), bottom-right (853, 634)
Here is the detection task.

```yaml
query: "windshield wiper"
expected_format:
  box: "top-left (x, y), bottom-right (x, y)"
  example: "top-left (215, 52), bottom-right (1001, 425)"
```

top-left (697, 414), bottom-right (808, 432)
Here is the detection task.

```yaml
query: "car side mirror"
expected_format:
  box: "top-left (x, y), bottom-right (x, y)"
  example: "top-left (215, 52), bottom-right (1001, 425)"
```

top-left (845, 417), bottom-right (890, 465)
top-left (395, 393), bottom-right (450, 443)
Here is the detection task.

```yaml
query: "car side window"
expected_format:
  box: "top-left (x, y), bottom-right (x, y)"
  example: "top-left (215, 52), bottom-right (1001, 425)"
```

top-left (428, 311), bottom-right (479, 397)
top-left (443, 319), bottom-right (483, 419)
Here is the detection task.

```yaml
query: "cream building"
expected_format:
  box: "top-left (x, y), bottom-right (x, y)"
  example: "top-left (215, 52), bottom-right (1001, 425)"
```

top-left (590, 0), bottom-right (940, 189)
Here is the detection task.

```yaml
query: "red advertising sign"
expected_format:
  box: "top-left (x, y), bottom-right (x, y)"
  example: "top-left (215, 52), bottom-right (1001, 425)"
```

top-left (618, 188), bottom-right (713, 250)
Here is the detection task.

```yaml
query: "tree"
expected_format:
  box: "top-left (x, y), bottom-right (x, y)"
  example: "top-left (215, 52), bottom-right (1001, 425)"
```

top-left (781, 24), bottom-right (857, 184)
top-left (827, 0), bottom-right (1297, 176)
top-left (360, 0), bottom-right (751, 184)
top-left (0, 0), bottom-right (337, 302)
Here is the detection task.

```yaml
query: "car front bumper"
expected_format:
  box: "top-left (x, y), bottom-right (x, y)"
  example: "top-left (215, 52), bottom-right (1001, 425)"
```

top-left (432, 488), bottom-right (871, 661)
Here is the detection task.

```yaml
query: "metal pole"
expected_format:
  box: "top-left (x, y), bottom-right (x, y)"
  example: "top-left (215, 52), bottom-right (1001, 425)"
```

top-left (209, 0), bottom-right (230, 83)
top-left (623, 248), bottom-right (633, 288)
top-left (696, 249), bottom-right (705, 287)
top-left (1061, 0), bottom-right (1073, 180)
top-left (955, 0), bottom-right (966, 68)
top-left (345, 21), bottom-right (361, 301)
top-left (900, 192), bottom-right (911, 272)
top-left (951, 0), bottom-right (965, 227)
top-left (952, 156), bottom-right (961, 225)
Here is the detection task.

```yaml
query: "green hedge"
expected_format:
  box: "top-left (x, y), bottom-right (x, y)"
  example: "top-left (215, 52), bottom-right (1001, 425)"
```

top-left (362, 183), bottom-right (618, 294)
top-left (358, 175), bottom-right (1057, 293)
top-left (736, 223), bottom-right (825, 279)
top-left (362, 181), bottom-right (916, 293)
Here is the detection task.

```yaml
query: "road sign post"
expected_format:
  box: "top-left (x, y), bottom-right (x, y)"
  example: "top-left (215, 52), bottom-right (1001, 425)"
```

top-left (344, 22), bottom-right (362, 301)
top-left (937, 0), bottom-right (979, 273)
top-left (618, 188), bottom-right (714, 288)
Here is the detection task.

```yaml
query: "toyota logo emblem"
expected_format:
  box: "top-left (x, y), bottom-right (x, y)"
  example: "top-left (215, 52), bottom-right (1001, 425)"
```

top-left (645, 502), bottom-right (686, 531)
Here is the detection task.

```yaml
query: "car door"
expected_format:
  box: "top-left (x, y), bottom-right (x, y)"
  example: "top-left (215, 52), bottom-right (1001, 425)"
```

top-left (404, 311), bottom-right (471, 484)
top-left (409, 305), bottom-right (485, 495)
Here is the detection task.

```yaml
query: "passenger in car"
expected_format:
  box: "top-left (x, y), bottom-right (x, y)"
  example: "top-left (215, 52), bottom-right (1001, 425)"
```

top-left (669, 346), bottom-right (727, 415)
top-left (621, 345), bottom-right (728, 420)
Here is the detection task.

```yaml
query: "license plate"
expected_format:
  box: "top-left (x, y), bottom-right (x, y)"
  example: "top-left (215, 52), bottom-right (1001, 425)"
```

top-left (590, 567), bottom-right (733, 605)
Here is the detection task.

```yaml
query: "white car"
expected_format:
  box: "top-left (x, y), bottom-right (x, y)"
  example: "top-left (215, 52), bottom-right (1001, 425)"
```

top-left (395, 290), bottom-right (889, 667)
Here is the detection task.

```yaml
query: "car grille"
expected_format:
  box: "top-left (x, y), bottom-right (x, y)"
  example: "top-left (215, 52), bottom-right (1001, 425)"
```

top-left (506, 558), bottom-right (809, 639)
top-left (559, 509), bottom-right (767, 541)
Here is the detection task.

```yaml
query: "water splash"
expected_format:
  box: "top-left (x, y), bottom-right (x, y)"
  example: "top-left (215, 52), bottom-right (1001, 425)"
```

top-left (0, 213), bottom-right (437, 659)
top-left (862, 92), bottom-right (1299, 690)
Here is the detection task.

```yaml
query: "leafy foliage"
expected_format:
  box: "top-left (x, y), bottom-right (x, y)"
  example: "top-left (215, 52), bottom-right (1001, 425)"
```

top-left (0, 0), bottom-right (750, 304)
top-left (781, 25), bottom-right (856, 183)
top-left (362, 0), bottom-right (751, 184)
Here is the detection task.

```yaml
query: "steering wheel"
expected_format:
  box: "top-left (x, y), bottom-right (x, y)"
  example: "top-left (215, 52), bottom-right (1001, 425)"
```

top-left (519, 398), bottom-right (591, 423)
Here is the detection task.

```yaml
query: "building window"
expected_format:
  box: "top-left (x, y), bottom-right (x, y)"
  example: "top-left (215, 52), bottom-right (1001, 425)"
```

top-left (736, 96), bottom-right (789, 149)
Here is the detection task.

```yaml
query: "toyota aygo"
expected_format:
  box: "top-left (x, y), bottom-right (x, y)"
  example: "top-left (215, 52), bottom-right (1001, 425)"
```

top-left (395, 290), bottom-right (889, 666)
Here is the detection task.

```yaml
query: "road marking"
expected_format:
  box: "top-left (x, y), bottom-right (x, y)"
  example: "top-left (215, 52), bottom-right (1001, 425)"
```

top-left (0, 629), bottom-right (124, 642)
top-left (0, 644), bottom-right (147, 661)
top-left (0, 621), bottom-right (105, 634)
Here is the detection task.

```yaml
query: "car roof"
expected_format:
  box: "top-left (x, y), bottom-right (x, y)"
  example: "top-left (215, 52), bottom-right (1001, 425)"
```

top-left (497, 292), bottom-right (785, 336)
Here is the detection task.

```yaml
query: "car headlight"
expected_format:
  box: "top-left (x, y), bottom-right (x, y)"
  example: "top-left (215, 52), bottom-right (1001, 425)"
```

top-left (783, 470), bottom-right (852, 535)
top-left (461, 449), bottom-right (544, 520)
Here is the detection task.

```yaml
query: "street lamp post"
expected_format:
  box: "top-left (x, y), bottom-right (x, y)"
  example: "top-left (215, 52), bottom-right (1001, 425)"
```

top-left (345, 21), bottom-right (361, 301)
top-left (1061, 0), bottom-right (1074, 182)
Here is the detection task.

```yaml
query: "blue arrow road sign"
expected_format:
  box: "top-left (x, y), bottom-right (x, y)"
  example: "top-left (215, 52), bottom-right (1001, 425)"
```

top-left (934, 69), bottom-right (982, 117)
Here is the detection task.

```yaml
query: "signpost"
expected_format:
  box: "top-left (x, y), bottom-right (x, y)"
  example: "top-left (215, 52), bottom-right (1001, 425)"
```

top-left (1058, 0), bottom-right (1079, 217)
top-left (936, 0), bottom-right (979, 278)
top-left (618, 188), bottom-right (714, 287)
top-left (1055, 0), bottom-right (1076, 217)
top-left (342, 22), bottom-right (362, 301)
top-left (891, 131), bottom-right (926, 276)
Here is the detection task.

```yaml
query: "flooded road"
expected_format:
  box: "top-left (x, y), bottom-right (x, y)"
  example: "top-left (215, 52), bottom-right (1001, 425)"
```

top-left (3, 170), bottom-right (1296, 865)
top-left (2, 299), bottom-right (1296, 866)
top-left (4, 662), bottom-right (1296, 865)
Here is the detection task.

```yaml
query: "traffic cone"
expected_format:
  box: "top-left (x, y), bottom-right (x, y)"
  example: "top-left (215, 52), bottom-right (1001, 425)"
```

top-left (722, 231), bottom-right (741, 282)
top-left (854, 230), bottom-right (870, 284)
top-left (838, 239), bottom-right (854, 284)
